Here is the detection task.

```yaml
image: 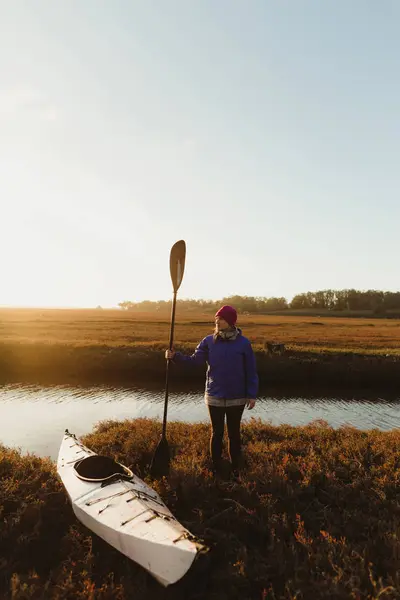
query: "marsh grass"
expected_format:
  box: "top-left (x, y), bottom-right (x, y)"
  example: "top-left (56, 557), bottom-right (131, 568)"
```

top-left (1, 419), bottom-right (400, 599)
top-left (1, 309), bottom-right (400, 389)
top-left (1, 308), bottom-right (400, 354)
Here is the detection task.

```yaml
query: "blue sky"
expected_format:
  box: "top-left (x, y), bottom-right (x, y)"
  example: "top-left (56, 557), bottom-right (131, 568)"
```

top-left (1, 1), bottom-right (399, 307)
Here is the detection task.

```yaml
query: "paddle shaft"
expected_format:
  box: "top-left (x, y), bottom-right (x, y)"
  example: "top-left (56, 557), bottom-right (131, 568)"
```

top-left (161, 290), bottom-right (177, 438)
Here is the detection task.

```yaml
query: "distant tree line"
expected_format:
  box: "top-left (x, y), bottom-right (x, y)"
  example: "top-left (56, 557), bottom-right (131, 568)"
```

top-left (118, 289), bottom-right (400, 315)
top-left (290, 289), bottom-right (400, 313)
top-left (118, 296), bottom-right (288, 313)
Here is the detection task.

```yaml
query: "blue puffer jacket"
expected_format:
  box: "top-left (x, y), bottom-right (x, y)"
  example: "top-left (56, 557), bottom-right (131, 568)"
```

top-left (173, 329), bottom-right (259, 400)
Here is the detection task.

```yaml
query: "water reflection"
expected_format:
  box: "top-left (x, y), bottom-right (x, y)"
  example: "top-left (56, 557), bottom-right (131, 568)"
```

top-left (0, 383), bottom-right (399, 460)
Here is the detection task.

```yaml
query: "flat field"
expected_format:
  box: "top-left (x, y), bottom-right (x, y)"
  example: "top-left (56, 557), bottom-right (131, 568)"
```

top-left (1, 308), bottom-right (400, 355)
top-left (2, 308), bottom-right (400, 388)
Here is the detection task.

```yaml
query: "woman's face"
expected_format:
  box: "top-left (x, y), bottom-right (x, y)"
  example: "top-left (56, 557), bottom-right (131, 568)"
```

top-left (215, 316), bottom-right (229, 331)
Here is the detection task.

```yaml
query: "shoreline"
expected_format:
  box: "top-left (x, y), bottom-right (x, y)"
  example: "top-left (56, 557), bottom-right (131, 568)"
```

top-left (1, 343), bottom-right (400, 391)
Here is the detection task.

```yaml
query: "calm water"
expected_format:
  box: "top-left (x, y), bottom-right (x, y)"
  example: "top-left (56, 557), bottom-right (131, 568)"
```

top-left (0, 383), bottom-right (399, 460)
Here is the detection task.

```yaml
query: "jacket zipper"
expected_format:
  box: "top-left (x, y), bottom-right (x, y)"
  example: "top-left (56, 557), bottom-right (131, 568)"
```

top-left (224, 343), bottom-right (227, 408)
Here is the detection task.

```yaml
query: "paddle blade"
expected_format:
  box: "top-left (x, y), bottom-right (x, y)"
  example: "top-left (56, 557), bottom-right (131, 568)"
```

top-left (150, 435), bottom-right (170, 478)
top-left (170, 240), bottom-right (186, 292)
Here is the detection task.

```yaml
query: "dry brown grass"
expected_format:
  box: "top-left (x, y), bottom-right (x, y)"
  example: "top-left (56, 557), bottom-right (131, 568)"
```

top-left (1, 308), bottom-right (400, 355)
top-left (1, 419), bottom-right (400, 599)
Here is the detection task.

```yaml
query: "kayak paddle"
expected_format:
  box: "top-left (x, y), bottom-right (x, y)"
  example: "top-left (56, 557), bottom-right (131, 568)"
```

top-left (150, 240), bottom-right (186, 477)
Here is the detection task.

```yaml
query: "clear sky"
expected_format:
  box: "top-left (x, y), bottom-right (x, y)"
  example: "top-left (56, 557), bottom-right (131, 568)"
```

top-left (1, 1), bottom-right (399, 308)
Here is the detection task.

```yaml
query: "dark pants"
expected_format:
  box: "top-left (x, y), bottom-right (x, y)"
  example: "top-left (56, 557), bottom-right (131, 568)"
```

top-left (208, 404), bottom-right (245, 471)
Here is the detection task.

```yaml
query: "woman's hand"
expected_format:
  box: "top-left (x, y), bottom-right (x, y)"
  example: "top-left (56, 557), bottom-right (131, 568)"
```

top-left (165, 349), bottom-right (176, 360)
top-left (246, 399), bottom-right (256, 410)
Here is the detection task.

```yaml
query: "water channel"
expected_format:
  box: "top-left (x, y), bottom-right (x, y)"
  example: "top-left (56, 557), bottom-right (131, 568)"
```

top-left (1, 383), bottom-right (399, 459)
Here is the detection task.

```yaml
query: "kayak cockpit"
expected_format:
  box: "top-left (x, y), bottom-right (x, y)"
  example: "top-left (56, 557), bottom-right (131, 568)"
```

top-left (73, 455), bottom-right (133, 483)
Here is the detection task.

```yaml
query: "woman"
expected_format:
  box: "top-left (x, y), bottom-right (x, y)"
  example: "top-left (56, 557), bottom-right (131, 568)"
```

top-left (166, 305), bottom-right (258, 477)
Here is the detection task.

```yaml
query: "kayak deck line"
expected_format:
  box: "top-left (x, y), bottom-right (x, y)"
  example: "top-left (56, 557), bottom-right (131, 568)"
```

top-left (126, 489), bottom-right (165, 506)
top-left (144, 510), bottom-right (173, 523)
top-left (172, 531), bottom-right (204, 549)
top-left (65, 457), bottom-right (89, 465)
top-left (121, 508), bottom-right (153, 527)
top-left (86, 485), bottom-right (166, 513)
top-left (86, 487), bottom-right (133, 507)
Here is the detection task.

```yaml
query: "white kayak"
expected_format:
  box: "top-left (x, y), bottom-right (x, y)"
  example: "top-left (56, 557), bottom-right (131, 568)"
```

top-left (57, 430), bottom-right (206, 587)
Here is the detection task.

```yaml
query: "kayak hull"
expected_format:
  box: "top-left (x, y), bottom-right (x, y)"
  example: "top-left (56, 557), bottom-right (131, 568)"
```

top-left (57, 430), bottom-right (204, 587)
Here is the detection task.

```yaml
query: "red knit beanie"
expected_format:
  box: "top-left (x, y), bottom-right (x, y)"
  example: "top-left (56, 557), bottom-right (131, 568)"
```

top-left (215, 305), bottom-right (237, 327)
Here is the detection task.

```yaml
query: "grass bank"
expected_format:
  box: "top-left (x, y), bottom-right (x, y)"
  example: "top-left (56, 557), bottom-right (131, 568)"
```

top-left (2, 343), bottom-right (400, 392)
top-left (1, 308), bottom-right (400, 389)
top-left (1, 419), bottom-right (400, 599)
